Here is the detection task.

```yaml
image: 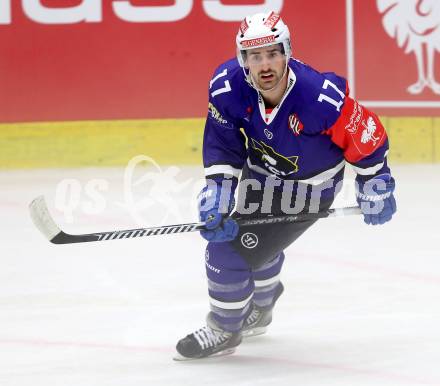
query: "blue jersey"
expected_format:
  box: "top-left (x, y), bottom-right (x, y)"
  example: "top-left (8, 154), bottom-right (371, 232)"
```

top-left (203, 58), bottom-right (390, 193)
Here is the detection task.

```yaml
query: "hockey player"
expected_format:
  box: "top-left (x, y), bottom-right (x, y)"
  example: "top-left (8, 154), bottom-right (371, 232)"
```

top-left (175, 11), bottom-right (396, 360)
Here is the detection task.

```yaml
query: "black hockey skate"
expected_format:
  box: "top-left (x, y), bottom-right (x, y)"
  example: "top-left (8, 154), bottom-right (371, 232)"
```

top-left (242, 282), bottom-right (284, 338)
top-left (174, 314), bottom-right (242, 361)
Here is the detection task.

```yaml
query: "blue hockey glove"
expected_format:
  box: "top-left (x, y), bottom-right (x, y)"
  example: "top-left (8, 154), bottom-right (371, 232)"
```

top-left (356, 173), bottom-right (396, 225)
top-left (198, 179), bottom-right (239, 242)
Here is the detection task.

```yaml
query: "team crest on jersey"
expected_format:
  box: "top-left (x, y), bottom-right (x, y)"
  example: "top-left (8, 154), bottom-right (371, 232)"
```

top-left (250, 138), bottom-right (299, 177)
top-left (288, 113), bottom-right (303, 136)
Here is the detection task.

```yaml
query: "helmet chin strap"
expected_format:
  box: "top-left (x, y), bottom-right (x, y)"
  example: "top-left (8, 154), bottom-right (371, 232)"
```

top-left (245, 57), bottom-right (289, 95)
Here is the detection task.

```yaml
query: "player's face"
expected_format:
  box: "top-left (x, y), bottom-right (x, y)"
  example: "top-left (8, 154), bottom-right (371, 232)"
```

top-left (245, 45), bottom-right (286, 91)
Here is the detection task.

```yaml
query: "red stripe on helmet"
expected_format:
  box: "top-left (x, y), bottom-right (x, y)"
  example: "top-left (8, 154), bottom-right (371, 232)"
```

top-left (263, 12), bottom-right (281, 29)
top-left (240, 19), bottom-right (249, 34)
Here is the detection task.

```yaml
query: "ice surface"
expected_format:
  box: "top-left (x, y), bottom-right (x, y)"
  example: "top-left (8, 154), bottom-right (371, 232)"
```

top-left (0, 164), bottom-right (439, 386)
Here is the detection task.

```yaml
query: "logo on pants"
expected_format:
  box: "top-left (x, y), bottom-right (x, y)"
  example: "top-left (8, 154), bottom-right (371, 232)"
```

top-left (241, 232), bottom-right (259, 249)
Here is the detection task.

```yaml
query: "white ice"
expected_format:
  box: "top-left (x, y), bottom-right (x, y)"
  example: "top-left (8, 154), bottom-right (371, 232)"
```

top-left (0, 164), bottom-right (439, 386)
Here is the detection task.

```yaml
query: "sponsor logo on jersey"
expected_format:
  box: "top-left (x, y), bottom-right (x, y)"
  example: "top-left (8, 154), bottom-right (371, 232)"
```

top-left (288, 113), bottom-right (304, 136)
top-left (241, 232), bottom-right (259, 249)
top-left (208, 102), bottom-right (228, 125)
top-left (241, 35), bottom-right (276, 48)
top-left (250, 138), bottom-right (299, 177)
top-left (264, 128), bottom-right (273, 139)
top-left (263, 12), bottom-right (281, 29)
top-left (344, 100), bottom-right (363, 134)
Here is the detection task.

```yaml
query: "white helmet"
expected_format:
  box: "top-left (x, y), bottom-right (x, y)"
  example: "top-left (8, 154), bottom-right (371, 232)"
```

top-left (236, 11), bottom-right (291, 67)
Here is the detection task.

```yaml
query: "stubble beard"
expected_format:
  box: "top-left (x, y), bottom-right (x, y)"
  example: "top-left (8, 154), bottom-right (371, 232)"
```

top-left (256, 69), bottom-right (284, 91)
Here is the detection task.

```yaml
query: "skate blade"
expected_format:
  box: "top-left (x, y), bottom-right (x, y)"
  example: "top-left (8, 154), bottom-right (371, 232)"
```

top-left (173, 348), bottom-right (236, 361)
top-left (242, 326), bottom-right (267, 338)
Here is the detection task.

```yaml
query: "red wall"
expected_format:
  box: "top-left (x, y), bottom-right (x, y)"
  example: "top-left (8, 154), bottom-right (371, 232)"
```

top-left (1, 0), bottom-right (439, 123)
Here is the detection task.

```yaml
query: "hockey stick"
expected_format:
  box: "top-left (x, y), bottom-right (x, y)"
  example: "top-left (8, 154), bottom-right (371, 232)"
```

top-left (29, 195), bottom-right (362, 245)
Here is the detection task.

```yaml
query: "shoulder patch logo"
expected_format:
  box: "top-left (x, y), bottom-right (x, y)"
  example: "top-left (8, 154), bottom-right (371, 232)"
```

top-left (288, 113), bottom-right (304, 136)
top-left (361, 117), bottom-right (380, 145)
